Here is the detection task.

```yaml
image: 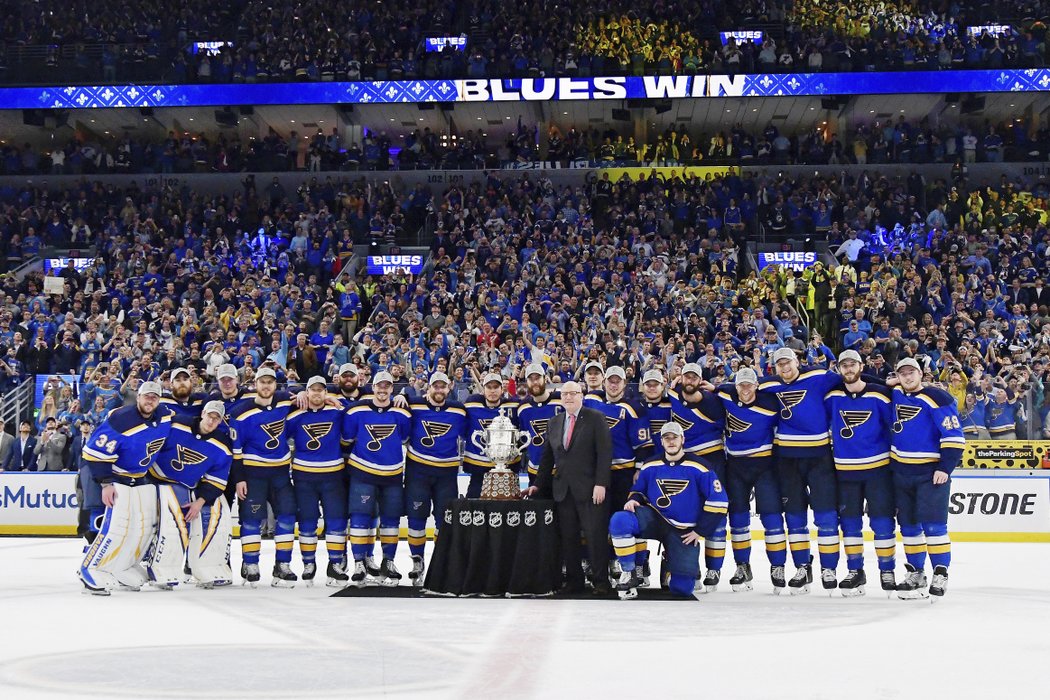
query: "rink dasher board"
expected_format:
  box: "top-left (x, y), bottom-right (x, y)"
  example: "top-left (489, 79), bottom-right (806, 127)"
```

top-left (2, 471), bottom-right (1049, 542)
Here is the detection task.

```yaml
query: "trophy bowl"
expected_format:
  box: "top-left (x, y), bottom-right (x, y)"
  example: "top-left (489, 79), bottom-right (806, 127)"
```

top-left (472, 408), bottom-right (530, 500)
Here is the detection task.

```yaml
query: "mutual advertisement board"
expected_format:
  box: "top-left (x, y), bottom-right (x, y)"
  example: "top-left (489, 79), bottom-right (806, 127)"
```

top-left (0, 472), bottom-right (79, 535)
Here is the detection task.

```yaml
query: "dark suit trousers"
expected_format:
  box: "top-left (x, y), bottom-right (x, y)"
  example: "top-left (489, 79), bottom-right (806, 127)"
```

top-left (557, 495), bottom-right (610, 589)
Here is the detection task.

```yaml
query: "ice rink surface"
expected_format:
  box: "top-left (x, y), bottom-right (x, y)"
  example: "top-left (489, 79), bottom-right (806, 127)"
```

top-left (1, 537), bottom-right (1047, 699)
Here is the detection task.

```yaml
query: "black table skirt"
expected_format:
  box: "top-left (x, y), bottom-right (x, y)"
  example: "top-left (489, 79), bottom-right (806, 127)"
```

top-left (424, 498), bottom-right (562, 597)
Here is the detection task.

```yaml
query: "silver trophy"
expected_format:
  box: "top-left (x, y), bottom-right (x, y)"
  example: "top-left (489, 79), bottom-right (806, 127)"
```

top-left (472, 408), bottom-right (530, 500)
top-left (472, 408), bottom-right (531, 472)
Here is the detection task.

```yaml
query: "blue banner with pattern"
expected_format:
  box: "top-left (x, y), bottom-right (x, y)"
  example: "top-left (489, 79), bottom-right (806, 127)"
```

top-left (13, 70), bottom-right (1050, 109)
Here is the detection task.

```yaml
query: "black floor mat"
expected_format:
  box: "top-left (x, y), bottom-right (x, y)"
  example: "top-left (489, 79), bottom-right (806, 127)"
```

top-left (329, 586), bottom-right (424, 598)
top-left (330, 586), bottom-right (696, 601)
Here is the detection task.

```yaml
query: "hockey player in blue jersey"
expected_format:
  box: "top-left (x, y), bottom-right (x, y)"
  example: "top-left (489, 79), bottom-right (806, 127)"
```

top-left (463, 373), bottom-right (521, 498)
top-left (633, 369), bottom-right (673, 584)
top-left (758, 347), bottom-right (843, 594)
top-left (79, 381), bottom-right (173, 595)
top-left (638, 369), bottom-right (673, 438)
top-left (209, 363), bottom-right (253, 507)
top-left (404, 372), bottom-right (469, 586)
top-left (230, 366), bottom-right (298, 588)
top-left (824, 351), bottom-right (897, 596)
top-left (146, 401), bottom-right (234, 588)
top-left (712, 367), bottom-right (787, 593)
top-left (516, 364), bottom-right (563, 484)
top-left (610, 422), bottom-right (729, 599)
top-left (160, 367), bottom-right (207, 420)
top-left (344, 371), bottom-right (412, 586)
top-left (667, 362), bottom-right (727, 592)
top-left (333, 362), bottom-right (383, 577)
top-left (583, 365), bottom-right (653, 510)
top-left (890, 358), bottom-right (965, 599)
top-left (287, 376), bottom-right (351, 587)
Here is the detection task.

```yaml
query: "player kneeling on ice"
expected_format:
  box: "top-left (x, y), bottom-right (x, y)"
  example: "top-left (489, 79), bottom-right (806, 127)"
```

top-left (147, 401), bottom-right (235, 588)
top-left (609, 422), bottom-right (728, 599)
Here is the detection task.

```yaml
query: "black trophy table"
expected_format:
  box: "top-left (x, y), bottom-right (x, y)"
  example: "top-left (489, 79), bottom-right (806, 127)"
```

top-left (423, 498), bottom-right (561, 597)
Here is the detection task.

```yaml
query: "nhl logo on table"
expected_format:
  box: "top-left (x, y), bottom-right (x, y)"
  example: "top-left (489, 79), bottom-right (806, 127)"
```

top-left (472, 510), bottom-right (485, 526)
top-left (444, 508), bottom-right (453, 525)
top-left (544, 509), bottom-right (554, 525)
top-left (507, 511), bottom-right (521, 527)
top-left (489, 512), bottom-right (502, 528)
top-left (459, 511), bottom-right (472, 526)
top-left (525, 511), bottom-right (537, 527)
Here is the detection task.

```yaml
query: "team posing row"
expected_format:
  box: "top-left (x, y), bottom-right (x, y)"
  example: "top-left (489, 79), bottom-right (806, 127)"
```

top-left (75, 348), bottom-right (963, 599)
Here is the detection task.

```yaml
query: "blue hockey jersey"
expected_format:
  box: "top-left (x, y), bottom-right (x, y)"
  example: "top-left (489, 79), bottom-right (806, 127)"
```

top-left (584, 391), bottom-right (653, 470)
top-left (639, 397), bottom-right (672, 439)
top-left (960, 397), bottom-right (987, 436)
top-left (405, 399), bottom-right (469, 476)
top-left (824, 383), bottom-right (893, 480)
top-left (83, 404), bottom-right (174, 482)
top-left (344, 400), bottom-right (412, 484)
top-left (462, 396), bottom-right (521, 474)
top-left (149, 417), bottom-right (233, 502)
top-left (630, 456), bottom-right (729, 536)
top-left (159, 393), bottom-right (208, 420)
top-left (230, 391), bottom-right (295, 475)
top-left (286, 406), bottom-right (349, 475)
top-left (986, 398), bottom-right (1019, 437)
top-left (207, 388), bottom-right (255, 439)
top-left (517, 392), bottom-right (563, 476)
top-left (889, 386), bottom-right (966, 474)
top-left (759, 366), bottom-right (843, 456)
top-left (667, 388), bottom-right (725, 465)
top-left (713, 386), bottom-right (779, 459)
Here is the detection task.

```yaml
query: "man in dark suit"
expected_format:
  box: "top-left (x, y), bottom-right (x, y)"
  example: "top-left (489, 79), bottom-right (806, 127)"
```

top-left (525, 380), bottom-right (613, 594)
top-left (2, 420), bottom-right (37, 472)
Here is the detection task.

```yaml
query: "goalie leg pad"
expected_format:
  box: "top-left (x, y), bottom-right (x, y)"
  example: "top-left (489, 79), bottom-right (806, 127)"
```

top-left (190, 496), bottom-right (233, 585)
top-left (147, 484), bottom-right (189, 586)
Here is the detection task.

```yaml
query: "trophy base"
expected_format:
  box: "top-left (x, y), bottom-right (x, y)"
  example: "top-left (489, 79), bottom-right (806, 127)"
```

top-left (480, 469), bottom-right (521, 501)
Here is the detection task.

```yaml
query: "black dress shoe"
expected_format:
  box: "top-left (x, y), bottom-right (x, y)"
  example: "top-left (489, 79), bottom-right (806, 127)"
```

top-left (558, 583), bottom-right (586, 595)
top-left (591, 584), bottom-right (612, 596)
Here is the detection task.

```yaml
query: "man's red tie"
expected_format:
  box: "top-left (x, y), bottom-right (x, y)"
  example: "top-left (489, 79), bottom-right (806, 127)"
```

top-left (564, 413), bottom-right (575, 449)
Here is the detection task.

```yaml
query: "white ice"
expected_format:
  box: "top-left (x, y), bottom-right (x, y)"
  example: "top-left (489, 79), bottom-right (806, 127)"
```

top-left (0, 538), bottom-right (1047, 699)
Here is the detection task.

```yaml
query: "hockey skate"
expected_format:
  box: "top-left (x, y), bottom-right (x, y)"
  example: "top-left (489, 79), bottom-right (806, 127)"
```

top-left (699, 569), bottom-right (720, 594)
top-left (788, 557), bottom-right (813, 595)
top-left (838, 569), bottom-right (866, 597)
top-left (729, 563), bottom-right (754, 592)
top-left (378, 558), bottom-right (402, 586)
top-left (326, 561), bottom-right (349, 588)
top-left (408, 556), bottom-right (425, 588)
top-left (638, 560), bottom-right (652, 588)
top-left (770, 565), bottom-right (786, 595)
top-left (241, 562), bottom-right (261, 588)
top-left (615, 569), bottom-right (641, 600)
top-left (302, 562), bottom-right (317, 586)
top-left (896, 563), bottom-right (929, 600)
top-left (349, 560), bottom-right (372, 588)
top-left (79, 573), bottom-right (112, 596)
top-left (271, 562), bottom-right (298, 588)
top-left (820, 567), bottom-right (837, 595)
top-left (364, 555), bottom-right (382, 579)
top-left (929, 565), bottom-right (948, 598)
top-left (879, 570), bottom-right (897, 597)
